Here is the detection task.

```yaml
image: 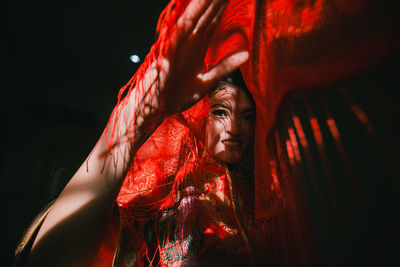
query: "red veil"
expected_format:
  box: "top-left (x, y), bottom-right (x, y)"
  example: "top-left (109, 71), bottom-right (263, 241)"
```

top-left (114, 0), bottom-right (251, 223)
top-left (110, 0), bottom-right (398, 265)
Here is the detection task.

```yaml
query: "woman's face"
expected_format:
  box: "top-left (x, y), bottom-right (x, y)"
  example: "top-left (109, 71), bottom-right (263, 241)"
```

top-left (206, 84), bottom-right (256, 164)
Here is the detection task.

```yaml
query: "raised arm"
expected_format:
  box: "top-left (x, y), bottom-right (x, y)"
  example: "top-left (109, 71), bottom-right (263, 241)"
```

top-left (27, 0), bottom-right (248, 266)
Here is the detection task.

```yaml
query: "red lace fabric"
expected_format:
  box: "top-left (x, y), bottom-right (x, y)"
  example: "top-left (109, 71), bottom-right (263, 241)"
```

top-left (106, 0), bottom-right (398, 265)
top-left (114, 0), bottom-right (252, 220)
top-left (122, 152), bottom-right (254, 266)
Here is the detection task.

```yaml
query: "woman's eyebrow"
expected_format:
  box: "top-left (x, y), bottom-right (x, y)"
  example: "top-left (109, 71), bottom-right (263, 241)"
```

top-left (210, 103), bottom-right (231, 110)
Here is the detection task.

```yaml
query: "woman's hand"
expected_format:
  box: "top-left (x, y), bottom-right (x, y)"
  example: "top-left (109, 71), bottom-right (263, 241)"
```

top-left (153, 0), bottom-right (249, 115)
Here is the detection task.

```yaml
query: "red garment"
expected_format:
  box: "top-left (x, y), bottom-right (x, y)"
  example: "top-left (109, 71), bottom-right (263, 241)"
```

top-left (204, 0), bottom-right (398, 222)
top-left (109, 0), bottom-right (398, 265)
top-left (116, 151), bottom-right (254, 266)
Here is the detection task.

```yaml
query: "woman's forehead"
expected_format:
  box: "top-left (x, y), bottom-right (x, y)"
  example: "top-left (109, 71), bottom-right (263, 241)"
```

top-left (210, 85), bottom-right (254, 109)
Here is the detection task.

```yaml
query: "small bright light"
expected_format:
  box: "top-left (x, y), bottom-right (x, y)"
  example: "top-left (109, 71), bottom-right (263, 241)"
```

top-left (130, 54), bottom-right (140, 63)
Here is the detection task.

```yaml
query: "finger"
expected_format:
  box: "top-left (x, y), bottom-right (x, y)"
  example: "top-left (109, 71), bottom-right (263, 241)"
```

top-left (202, 0), bottom-right (228, 37)
top-left (198, 50), bottom-right (249, 87)
top-left (193, 0), bottom-right (228, 35)
top-left (178, 0), bottom-right (213, 35)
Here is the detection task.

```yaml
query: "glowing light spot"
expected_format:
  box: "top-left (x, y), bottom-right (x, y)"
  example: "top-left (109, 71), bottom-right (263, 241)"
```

top-left (204, 227), bottom-right (214, 234)
top-left (130, 54), bottom-right (140, 63)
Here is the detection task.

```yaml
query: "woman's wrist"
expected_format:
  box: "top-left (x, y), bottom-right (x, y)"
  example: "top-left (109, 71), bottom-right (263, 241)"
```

top-left (118, 74), bottom-right (166, 154)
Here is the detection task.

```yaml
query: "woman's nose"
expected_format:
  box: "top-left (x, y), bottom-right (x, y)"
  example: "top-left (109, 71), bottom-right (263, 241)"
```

top-left (226, 117), bottom-right (241, 136)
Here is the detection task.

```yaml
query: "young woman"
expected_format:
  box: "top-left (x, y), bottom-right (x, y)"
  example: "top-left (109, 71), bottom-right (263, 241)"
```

top-left (17, 0), bottom-right (399, 265)
top-left (109, 73), bottom-right (257, 266)
top-left (17, 73), bottom-right (257, 267)
top-left (17, 0), bottom-right (251, 266)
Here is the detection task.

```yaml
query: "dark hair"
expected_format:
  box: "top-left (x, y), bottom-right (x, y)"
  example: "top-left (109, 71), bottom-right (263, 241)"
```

top-left (209, 70), bottom-right (255, 106)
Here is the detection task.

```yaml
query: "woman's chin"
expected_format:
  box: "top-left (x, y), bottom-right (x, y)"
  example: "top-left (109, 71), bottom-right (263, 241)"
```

top-left (216, 153), bottom-right (242, 165)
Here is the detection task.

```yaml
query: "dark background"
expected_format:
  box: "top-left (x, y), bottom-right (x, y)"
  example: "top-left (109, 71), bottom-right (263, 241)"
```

top-left (3, 0), bottom-right (167, 264)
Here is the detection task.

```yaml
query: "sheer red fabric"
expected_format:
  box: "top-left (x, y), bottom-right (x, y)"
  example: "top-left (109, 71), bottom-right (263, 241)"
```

top-left (107, 0), bottom-right (398, 265)
top-left (114, 0), bottom-right (252, 221)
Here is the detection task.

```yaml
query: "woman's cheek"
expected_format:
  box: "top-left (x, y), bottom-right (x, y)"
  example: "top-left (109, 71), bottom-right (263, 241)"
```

top-left (211, 118), bottom-right (225, 133)
top-left (243, 122), bottom-right (255, 147)
top-left (206, 118), bottom-right (223, 152)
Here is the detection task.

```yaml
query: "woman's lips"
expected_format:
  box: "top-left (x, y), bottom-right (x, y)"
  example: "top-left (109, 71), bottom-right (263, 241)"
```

top-left (222, 139), bottom-right (242, 149)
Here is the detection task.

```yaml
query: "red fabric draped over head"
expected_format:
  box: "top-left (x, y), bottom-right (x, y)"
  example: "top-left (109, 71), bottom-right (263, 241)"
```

top-left (203, 0), bottom-right (396, 222)
top-left (116, 0), bottom-right (257, 221)
top-left (115, 0), bottom-right (206, 220)
top-left (116, 0), bottom-right (397, 227)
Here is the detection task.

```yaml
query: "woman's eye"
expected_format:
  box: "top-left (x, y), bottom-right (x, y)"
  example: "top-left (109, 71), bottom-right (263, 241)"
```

top-left (212, 109), bottom-right (227, 117)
